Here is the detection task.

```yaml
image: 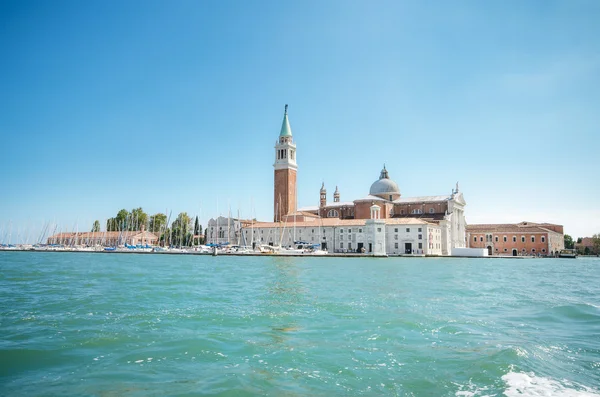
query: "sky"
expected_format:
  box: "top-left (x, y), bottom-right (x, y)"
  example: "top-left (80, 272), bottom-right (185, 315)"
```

top-left (1, 0), bottom-right (599, 243)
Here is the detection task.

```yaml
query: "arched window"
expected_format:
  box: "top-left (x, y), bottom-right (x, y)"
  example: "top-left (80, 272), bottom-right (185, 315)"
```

top-left (327, 209), bottom-right (339, 218)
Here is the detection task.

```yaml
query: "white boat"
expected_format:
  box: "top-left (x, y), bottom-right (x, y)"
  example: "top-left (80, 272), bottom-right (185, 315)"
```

top-left (279, 247), bottom-right (307, 255)
top-left (256, 244), bottom-right (280, 254)
top-left (558, 249), bottom-right (578, 258)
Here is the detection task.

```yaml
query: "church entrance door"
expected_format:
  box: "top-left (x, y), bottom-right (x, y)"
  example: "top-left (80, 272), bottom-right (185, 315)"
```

top-left (487, 246), bottom-right (492, 256)
top-left (512, 249), bottom-right (517, 256)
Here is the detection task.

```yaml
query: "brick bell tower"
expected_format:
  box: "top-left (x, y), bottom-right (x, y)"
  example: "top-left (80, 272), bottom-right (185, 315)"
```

top-left (273, 104), bottom-right (297, 222)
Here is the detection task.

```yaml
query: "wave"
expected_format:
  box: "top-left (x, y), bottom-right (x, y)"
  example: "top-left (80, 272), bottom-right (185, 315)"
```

top-left (502, 371), bottom-right (600, 397)
top-left (549, 303), bottom-right (600, 322)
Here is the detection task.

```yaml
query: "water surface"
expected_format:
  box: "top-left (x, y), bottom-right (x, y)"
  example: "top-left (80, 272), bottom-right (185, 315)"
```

top-left (1, 252), bottom-right (599, 396)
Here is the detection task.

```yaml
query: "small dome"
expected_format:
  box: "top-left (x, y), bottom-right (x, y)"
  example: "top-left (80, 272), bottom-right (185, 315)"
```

top-left (369, 166), bottom-right (400, 199)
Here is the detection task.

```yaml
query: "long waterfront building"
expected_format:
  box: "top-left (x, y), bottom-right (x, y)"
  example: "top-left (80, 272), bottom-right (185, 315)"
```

top-left (467, 221), bottom-right (564, 256)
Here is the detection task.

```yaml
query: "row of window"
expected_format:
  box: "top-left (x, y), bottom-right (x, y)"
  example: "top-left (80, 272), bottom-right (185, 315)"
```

top-left (393, 234), bottom-right (423, 240)
top-left (339, 227), bottom-right (427, 234)
top-left (474, 235), bottom-right (546, 243)
top-left (392, 227), bottom-right (423, 233)
top-left (393, 207), bottom-right (439, 215)
top-left (276, 149), bottom-right (295, 160)
top-left (496, 248), bottom-right (547, 253)
top-left (393, 242), bottom-right (425, 249)
top-left (243, 227), bottom-right (431, 236)
top-left (325, 209), bottom-right (355, 217)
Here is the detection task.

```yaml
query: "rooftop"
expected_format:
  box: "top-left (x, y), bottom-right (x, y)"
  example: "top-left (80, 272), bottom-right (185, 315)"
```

top-left (394, 195), bottom-right (451, 204)
top-left (247, 217), bottom-right (434, 229)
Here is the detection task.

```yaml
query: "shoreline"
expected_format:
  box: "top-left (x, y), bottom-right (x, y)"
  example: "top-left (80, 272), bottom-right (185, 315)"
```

top-left (0, 247), bottom-right (555, 259)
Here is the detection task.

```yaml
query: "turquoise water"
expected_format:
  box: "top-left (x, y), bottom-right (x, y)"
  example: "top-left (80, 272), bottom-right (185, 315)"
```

top-left (1, 252), bottom-right (599, 396)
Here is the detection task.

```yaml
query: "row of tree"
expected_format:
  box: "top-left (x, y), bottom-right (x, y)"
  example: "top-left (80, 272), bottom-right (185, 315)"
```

top-left (91, 208), bottom-right (206, 246)
top-left (564, 234), bottom-right (600, 255)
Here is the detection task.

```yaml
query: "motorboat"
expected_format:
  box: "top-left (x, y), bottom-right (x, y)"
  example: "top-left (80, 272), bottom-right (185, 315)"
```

top-left (558, 249), bottom-right (578, 258)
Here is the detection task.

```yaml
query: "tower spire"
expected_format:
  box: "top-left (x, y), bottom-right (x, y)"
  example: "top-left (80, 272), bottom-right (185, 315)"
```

top-left (280, 104), bottom-right (292, 137)
top-left (334, 185), bottom-right (340, 202)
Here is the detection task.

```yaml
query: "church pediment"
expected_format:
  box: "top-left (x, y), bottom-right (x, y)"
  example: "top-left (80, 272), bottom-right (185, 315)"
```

top-left (453, 192), bottom-right (466, 205)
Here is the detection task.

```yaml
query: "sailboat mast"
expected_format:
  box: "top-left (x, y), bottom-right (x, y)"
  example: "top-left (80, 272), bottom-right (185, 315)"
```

top-left (251, 199), bottom-right (254, 248)
top-left (227, 205), bottom-right (231, 245)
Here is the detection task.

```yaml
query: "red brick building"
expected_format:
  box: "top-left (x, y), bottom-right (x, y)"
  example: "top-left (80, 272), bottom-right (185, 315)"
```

top-left (273, 104), bottom-right (297, 222)
top-left (467, 221), bottom-right (564, 256)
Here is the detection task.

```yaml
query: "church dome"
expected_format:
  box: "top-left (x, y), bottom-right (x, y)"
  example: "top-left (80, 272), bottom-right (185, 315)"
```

top-left (369, 166), bottom-right (400, 200)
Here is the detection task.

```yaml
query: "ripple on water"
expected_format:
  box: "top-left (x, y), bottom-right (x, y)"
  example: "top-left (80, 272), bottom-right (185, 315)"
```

top-left (1, 253), bottom-right (599, 396)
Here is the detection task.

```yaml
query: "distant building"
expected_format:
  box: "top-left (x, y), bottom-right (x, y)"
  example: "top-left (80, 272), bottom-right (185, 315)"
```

top-left (466, 221), bottom-right (564, 256)
top-left (576, 237), bottom-right (599, 255)
top-left (241, 215), bottom-right (444, 255)
top-left (205, 216), bottom-right (254, 246)
top-left (47, 229), bottom-right (158, 247)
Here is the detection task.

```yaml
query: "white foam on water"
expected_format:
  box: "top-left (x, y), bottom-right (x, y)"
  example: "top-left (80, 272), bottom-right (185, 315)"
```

top-left (502, 371), bottom-right (600, 397)
top-left (453, 380), bottom-right (491, 397)
top-left (514, 347), bottom-right (529, 358)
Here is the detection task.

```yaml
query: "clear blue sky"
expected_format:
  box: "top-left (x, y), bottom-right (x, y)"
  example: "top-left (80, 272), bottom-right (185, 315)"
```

top-left (1, 0), bottom-right (599, 242)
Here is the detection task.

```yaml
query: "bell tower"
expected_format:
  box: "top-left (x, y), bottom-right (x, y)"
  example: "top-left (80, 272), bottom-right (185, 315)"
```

top-left (273, 104), bottom-right (297, 222)
top-left (320, 183), bottom-right (327, 208)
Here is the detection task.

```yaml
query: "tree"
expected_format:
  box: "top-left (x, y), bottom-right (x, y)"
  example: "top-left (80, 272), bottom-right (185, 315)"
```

top-left (194, 216), bottom-right (200, 236)
top-left (115, 209), bottom-right (129, 231)
top-left (192, 216), bottom-right (203, 245)
top-left (564, 234), bottom-right (574, 249)
top-left (149, 213), bottom-right (167, 234)
top-left (171, 212), bottom-right (192, 247)
top-left (106, 218), bottom-right (116, 231)
top-left (130, 207), bottom-right (148, 231)
top-left (91, 220), bottom-right (100, 232)
top-left (593, 233), bottom-right (600, 255)
top-left (160, 228), bottom-right (171, 246)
